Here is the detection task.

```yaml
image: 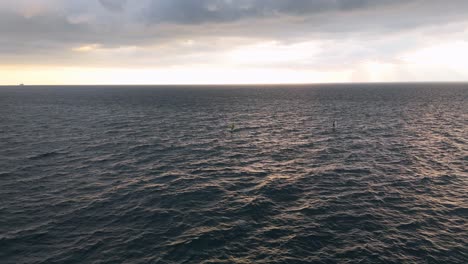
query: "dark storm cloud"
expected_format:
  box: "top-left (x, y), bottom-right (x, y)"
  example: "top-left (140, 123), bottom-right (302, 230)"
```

top-left (1, 0), bottom-right (468, 66)
top-left (99, 0), bottom-right (127, 12)
top-left (143, 0), bottom-right (404, 24)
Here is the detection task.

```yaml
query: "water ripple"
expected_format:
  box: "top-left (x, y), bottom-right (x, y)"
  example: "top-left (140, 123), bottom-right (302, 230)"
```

top-left (0, 84), bottom-right (467, 263)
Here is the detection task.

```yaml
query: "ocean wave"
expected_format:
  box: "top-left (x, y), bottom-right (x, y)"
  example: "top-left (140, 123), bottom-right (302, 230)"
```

top-left (0, 84), bottom-right (467, 263)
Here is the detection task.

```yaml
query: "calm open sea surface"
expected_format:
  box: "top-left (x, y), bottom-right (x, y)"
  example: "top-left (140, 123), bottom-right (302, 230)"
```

top-left (0, 84), bottom-right (467, 263)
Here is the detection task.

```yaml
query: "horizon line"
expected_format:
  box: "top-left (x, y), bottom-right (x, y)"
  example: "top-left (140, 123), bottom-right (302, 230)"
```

top-left (2, 81), bottom-right (468, 87)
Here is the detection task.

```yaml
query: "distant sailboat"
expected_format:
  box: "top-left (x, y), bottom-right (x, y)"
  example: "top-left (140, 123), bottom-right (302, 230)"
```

top-left (19, 83), bottom-right (24, 86)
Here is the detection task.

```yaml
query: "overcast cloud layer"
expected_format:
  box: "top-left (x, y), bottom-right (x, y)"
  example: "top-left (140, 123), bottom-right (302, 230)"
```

top-left (1, 0), bottom-right (468, 83)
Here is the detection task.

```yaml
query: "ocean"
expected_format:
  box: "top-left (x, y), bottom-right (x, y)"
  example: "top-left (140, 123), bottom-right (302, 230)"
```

top-left (0, 83), bottom-right (467, 263)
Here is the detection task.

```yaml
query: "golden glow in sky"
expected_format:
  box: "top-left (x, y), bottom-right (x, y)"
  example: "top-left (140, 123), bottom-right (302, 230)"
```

top-left (0, 65), bottom-right (353, 85)
top-left (3, 40), bottom-right (467, 85)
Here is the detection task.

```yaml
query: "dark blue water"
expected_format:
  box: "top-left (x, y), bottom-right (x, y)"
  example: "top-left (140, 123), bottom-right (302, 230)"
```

top-left (0, 84), bottom-right (467, 263)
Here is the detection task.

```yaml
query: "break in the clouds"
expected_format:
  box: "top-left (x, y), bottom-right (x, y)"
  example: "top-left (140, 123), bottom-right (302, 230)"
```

top-left (1, 0), bottom-right (468, 84)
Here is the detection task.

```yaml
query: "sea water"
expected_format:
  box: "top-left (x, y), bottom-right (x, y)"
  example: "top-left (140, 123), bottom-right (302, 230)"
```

top-left (0, 84), bottom-right (467, 263)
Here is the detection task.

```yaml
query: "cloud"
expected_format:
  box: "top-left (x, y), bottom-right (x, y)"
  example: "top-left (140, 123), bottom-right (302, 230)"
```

top-left (2, 1), bottom-right (466, 46)
top-left (142, 0), bottom-right (409, 25)
top-left (99, 0), bottom-right (127, 12)
top-left (1, 0), bottom-right (468, 83)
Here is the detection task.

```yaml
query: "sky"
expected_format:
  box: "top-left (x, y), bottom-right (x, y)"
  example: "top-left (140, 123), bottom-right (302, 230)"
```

top-left (1, 0), bottom-right (468, 84)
